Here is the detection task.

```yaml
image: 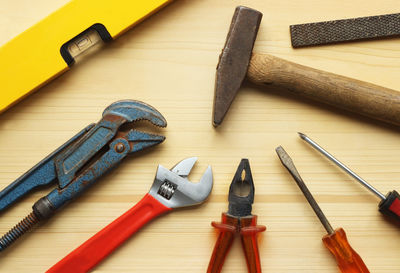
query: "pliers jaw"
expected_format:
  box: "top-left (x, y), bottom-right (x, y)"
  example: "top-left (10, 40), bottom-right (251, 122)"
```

top-left (228, 158), bottom-right (254, 218)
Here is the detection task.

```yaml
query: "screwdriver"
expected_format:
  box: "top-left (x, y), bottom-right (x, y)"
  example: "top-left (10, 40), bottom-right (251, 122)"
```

top-left (299, 132), bottom-right (400, 222)
top-left (276, 146), bottom-right (370, 273)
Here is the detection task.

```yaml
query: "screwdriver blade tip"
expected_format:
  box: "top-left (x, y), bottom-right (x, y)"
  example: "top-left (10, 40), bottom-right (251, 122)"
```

top-left (275, 146), bottom-right (286, 159)
top-left (275, 146), bottom-right (293, 169)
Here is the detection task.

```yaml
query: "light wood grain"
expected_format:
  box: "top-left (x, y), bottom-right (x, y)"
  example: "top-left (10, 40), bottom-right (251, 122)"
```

top-left (1, 0), bottom-right (400, 272)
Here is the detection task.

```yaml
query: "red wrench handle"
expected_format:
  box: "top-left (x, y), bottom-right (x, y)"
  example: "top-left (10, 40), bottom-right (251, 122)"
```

top-left (47, 193), bottom-right (171, 273)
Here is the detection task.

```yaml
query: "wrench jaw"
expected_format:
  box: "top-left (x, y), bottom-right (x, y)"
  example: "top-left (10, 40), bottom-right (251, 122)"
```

top-left (148, 158), bottom-right (213, 209)
top-left (103, 100), bottom-right (167, 128)
top-left (103, 100), bottom-right (167, 153)
top-left (125, 130), bottom-right (166, 153)
top-left (170, 157), bottom-right (198, 178)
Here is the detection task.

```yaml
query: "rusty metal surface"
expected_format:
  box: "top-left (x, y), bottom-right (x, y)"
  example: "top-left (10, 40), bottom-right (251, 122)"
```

top-left (0, 100), bottom-right (167, 252)
top-left (290, 13), bottom-right (400, 48)
top-left (212, 6), bottom-right (262, 127)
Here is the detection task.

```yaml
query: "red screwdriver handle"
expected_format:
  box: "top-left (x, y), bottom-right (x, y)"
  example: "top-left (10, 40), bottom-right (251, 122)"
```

top-left (379, 190), bottom-right (400, 222)
top-left (47, 194), bottom-right (172, 273)
top-left (207, 213), bottom-right (238, 273)
top-left (322, 228), bottom-right (370, 273)
top-left (240, 215), bottom-right (266, 273)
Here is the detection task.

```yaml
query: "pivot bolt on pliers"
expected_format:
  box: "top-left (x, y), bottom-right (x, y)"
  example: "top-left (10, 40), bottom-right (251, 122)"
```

top-left (0, 100), bottom-right (167, 252)
top-left (207, 159), bottom-right (266, 273)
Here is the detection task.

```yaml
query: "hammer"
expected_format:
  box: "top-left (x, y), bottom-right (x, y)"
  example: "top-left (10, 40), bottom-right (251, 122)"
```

top-left (212, 6), bottom-right (400, 127)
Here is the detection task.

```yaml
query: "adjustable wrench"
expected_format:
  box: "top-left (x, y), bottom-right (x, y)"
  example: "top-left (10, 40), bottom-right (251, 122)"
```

top-left (47, 157), bottom-right (213, 273)
top-left (0, 100), bottom-right (167, 251)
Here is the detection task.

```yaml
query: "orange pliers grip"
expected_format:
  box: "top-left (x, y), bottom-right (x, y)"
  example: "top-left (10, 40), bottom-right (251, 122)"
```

top-left (207, 213), bottom-right (265, 273)
top-left (207, 213), bottom-right (237, 273)
top-left (240, 215), bottom-right (266, 273)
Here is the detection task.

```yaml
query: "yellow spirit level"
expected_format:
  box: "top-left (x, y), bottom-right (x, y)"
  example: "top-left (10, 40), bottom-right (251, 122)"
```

top-left (0, 0), bottom-right (173, 113)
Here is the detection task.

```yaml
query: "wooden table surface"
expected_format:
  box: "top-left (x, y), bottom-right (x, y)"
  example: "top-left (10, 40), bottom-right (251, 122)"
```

top-left (1, 0), bottom-right (399, 272)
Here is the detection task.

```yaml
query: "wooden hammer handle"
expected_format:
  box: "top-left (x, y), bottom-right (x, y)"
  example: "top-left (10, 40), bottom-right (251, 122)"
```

top-left (247, 53), bottom-right (400, 126)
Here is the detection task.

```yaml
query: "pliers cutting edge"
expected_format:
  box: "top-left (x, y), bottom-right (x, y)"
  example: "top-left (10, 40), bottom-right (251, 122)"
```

top-left (207, 159), bottom-right (266, 273)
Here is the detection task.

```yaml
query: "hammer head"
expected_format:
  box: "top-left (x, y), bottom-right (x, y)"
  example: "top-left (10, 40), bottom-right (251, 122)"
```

top-left (212, 6), bottom-right (263, 127)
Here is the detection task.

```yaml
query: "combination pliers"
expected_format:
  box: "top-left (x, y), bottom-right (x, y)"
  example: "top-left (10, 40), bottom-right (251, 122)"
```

top-left (207, 159), bottom-right (266, 273)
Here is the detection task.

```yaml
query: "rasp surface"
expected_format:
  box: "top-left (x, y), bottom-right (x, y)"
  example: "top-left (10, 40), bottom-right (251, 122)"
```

top-left (290, 13), bottom-right (400, 47)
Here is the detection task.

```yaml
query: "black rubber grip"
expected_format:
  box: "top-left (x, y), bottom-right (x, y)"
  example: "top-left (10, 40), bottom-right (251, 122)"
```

top-left (378, 190), bottom-right (400, 221)
top-left (290, 13), bottom-right (400, 48)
